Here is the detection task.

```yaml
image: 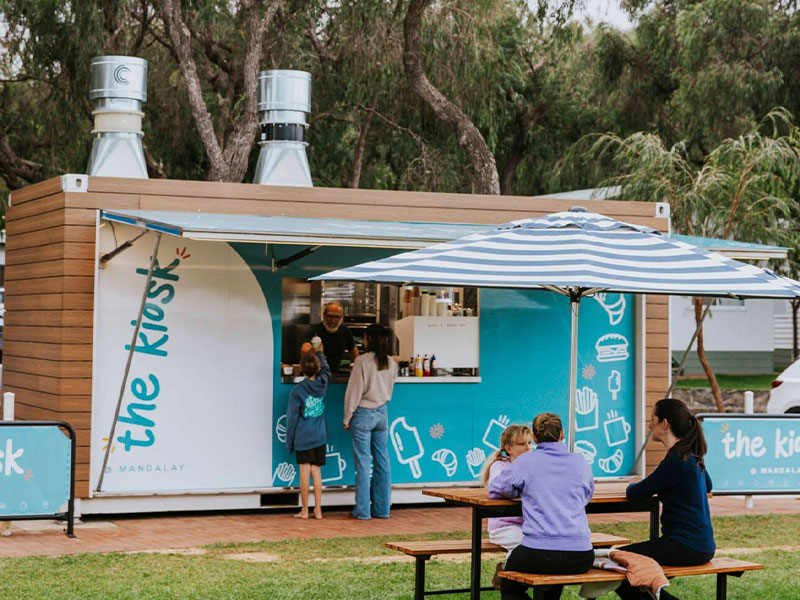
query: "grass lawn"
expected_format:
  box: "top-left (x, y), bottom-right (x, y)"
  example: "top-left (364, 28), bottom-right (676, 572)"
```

top-left (673, 373), bottom-right (779, 390)
top-left (1, 514), bottom-right (799, 599)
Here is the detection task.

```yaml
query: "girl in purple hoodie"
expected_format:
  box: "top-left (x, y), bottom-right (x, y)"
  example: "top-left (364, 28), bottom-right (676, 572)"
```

top-left (489, 413), bottom-right (595, 600)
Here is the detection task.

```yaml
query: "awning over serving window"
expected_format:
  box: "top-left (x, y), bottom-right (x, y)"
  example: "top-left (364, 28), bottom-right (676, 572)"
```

top-left (100, 210), bottom-right (488, 249)
top-left (100, 209), bottom-right (790, 258)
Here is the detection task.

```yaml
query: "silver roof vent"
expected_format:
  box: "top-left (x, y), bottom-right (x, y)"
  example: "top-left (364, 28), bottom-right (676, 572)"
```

top-left (253, 70), bottom-right (312, 187)
top-left (87, 55), bottom-right (148, 178)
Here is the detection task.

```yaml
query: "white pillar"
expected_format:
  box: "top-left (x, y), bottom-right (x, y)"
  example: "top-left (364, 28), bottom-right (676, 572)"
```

top-left (1, 391), bottom-right (12, 535)
top-left (2, 392), bottom-right (14, 421)
top-left (744, 390), bottom-right (754, 509)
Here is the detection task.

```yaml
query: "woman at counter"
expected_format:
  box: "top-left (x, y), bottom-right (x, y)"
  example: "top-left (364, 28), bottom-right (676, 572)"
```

top-left (489, 413), bottom-right (594, 600)
top-left (615, 398), bottom-right (715, 600)
top-left (343, 324), bottom-right (396, 520)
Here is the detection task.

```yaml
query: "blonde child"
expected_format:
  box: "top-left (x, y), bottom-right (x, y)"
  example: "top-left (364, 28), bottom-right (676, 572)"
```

top-left (482, 424), bottom-right (533, 552)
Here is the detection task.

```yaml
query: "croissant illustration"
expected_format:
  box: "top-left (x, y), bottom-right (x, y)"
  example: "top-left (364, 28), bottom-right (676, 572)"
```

top-left (598, 448), bottom-right (624, 474)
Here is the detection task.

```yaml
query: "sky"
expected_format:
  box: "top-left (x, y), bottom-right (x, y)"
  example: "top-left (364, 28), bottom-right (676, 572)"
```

top-left (576, 0), bottom-right (635, 30)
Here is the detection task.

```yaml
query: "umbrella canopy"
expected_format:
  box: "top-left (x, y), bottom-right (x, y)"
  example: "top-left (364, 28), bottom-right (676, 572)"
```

top-left (314, 208), bottom-right (800, 297)
top-left (313, 208), bottom-right (800, 457)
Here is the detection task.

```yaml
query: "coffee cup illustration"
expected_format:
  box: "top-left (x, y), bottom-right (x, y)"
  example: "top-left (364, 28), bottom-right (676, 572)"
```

top-left (321, 448), bottom-right (347, 483)
top-left (603, 410), bottom-right (631, 447)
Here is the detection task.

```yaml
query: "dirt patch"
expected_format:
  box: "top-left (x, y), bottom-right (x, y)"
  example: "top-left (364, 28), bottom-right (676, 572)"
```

top-left (125, 548), bottom-right (207, 556)
top-left (225, 552), bottom-right (281, 563)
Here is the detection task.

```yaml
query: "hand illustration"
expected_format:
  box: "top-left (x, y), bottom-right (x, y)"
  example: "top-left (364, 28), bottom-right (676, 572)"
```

top-left (466, 447), bottom-right (486, 478)
top-left (273, 462), bottom-right (296, 485)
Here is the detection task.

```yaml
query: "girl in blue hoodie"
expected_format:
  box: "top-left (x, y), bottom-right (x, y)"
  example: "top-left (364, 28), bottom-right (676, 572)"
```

top-left (489, 412), bottom-right (594, 600)
top-left (285, 349), bottom-right (331, 519)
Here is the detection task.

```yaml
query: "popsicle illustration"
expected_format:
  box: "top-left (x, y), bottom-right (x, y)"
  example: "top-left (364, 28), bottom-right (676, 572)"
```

top-left (390, 416), bottom-right (425, 479)
top-left (608, 370), bottom-right (621, 400)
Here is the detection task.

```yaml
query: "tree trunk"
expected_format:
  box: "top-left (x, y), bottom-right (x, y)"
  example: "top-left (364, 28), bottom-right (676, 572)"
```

top-left (694, 296), bottom-right (724, 412)
top-left (350, 102), bottom-right (376, 189)
top-left (403, 0), bottom-right (499, 195)
top-left (157, 0), bottom-right (282, 182)
top-left (158, 0), bottom-right (228, 180)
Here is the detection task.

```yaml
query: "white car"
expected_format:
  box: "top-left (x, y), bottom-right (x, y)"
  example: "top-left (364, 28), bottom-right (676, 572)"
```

top-left (767, 359), bottom-right (800, 414)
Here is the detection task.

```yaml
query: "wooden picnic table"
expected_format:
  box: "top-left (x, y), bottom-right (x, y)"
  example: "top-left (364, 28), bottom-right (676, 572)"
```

top-left (422, 481), bottom-right (658, 600)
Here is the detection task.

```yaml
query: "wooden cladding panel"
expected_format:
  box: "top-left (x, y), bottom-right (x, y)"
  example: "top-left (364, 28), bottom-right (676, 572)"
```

top-left (3, 341), bottom-right (93, 361)
top-left (8, 277), bottom-right (94, 294)
top-left (6, 225), bottom-right (95, 249)
top-left (6, 208), bottom-right (95, 236)
top-left (6, 193), bottom-right (65, 219)
top-left (5, 293), bottom-right (94, 311)
top-left (13, 401), bottom-right (90, 428)
top-left (4, 370), bottom-right (92, 396)
top-left (4, 386), bottom-right (91, 412)
top-left (85, 176), bottom-right (663, 219)
top-left (6, 260), bottom-right (95, 280)
top-left (8, 177), bottom-right (65, 205)
top-left (3, 355), bottom-right (92, 378)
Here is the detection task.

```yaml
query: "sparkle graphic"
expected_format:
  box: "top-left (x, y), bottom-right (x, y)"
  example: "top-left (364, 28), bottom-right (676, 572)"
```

top-left (23, 468), bottom-right (34, 481)
top-left (429, 423), bottom-right (445, 440)
top-left (101, 437), bottom-right (116, 453)
top-left (176, 246), bottom-right (191, 259)
top-left (581, 364), bottom-right (596, 380)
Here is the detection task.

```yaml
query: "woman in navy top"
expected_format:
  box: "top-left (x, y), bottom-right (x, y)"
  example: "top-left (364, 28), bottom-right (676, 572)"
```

top-left (616, 398), bottom-right (715, 600)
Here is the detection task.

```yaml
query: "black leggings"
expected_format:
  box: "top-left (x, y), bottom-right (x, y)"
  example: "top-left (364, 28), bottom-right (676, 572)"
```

top-left (502, 544), bottom-right (595, 600)
top-left (614, 536), bottom-right (715, 600)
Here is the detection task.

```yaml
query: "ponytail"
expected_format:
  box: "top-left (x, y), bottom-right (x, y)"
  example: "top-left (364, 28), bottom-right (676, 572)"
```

top-left (655, 398), bottom-right (707, 469)
top-left (365, 324), bottom-right (391, 371)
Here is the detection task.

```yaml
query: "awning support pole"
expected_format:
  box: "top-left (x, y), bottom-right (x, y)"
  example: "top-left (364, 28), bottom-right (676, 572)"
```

top-left (99, 230), bottom-right (148, 267)
top-left (567, 290), bottom-right (581, 452)
top-left (632, 296), bottom-right (714, 472)
top-left (95, 232), bottom-right (162, 493)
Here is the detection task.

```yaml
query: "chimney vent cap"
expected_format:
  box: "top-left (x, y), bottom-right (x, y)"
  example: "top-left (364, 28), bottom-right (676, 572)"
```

top-left (90, 55), bottom-right (148, 102)
top-left (258, 70), bottom-right (311, 114)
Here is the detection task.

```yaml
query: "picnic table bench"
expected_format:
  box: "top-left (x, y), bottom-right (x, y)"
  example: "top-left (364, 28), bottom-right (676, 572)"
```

top-left (386, 532), bottom-right (631, 599)
top-left (500, 557), bottom-right (763, 600)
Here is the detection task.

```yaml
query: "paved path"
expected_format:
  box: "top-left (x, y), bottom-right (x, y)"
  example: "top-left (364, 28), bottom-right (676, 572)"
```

top-left (0, 495), bottom-right (797, 558)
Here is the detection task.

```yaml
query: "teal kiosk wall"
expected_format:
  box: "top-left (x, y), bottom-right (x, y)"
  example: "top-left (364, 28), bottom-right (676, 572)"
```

top-left (234, 244), bottom-right (638, 487)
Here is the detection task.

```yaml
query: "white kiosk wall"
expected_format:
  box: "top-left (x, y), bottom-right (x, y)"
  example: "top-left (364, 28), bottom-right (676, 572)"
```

top-left (90, 224), bottom-right (273, 494)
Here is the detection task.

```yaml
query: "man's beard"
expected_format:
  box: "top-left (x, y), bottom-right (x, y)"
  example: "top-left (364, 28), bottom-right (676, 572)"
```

top-left (323, 321), bottom-right (340, 334)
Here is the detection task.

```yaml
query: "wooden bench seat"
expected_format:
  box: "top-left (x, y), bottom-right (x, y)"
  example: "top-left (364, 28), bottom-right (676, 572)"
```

top-left (500, 557), bottom-right (763, 600)
top-left (386, 532), bottom-right (631, 599)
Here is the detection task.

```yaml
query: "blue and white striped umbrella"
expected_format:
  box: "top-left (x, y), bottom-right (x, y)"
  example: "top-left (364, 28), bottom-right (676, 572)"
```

top-left (314, 208), bottom-right (800, 453)
top-left (315, 209), bottom-right (800, 298)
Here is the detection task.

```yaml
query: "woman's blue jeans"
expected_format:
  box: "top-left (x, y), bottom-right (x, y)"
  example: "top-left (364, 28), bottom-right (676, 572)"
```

top-left (350, 404), bottom-right (391, 519)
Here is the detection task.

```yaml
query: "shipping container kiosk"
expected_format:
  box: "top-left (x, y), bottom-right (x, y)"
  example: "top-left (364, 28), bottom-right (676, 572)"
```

top-left (4, 175), bottom-right (670, 514)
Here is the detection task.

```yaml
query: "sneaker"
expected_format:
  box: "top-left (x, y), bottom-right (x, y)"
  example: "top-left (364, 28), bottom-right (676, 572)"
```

top-left (491, 561), bottom-right (504, 590)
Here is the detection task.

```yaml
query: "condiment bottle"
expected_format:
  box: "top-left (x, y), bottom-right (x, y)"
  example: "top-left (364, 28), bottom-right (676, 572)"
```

top-left (430, 354), bottom-right (437, 376)
top-left (414, 355), bottom-right (423, 377)
top-left (423, 354), bottom-right (430, 376)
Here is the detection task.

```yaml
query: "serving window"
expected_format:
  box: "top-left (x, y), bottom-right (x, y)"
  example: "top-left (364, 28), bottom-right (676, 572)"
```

top-left (280, 279), bottom-right (480, 381)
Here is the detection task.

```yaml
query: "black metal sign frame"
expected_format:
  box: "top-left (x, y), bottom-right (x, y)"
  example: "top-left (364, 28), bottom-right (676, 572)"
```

top-left (0, 421), bottom-right (76, 538)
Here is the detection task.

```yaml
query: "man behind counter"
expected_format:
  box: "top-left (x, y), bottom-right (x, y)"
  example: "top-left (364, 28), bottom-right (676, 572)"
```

top-left (303, 301), bottom-right (359, 374)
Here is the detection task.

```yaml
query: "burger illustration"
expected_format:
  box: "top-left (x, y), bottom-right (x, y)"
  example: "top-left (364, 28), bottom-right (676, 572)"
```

top-left (595, 333), bottom-right (629, 362)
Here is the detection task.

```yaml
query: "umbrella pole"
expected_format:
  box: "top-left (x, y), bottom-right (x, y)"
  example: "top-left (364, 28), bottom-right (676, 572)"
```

top-left (567, 291), bottom-right (581, 452)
